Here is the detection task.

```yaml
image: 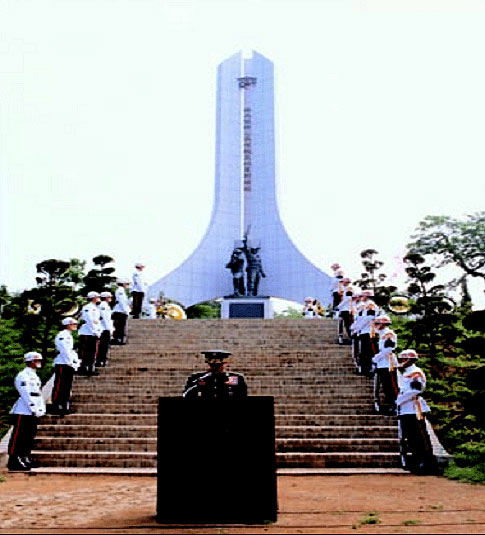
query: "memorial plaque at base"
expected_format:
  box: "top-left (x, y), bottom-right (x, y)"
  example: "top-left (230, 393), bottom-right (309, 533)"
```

top-left (157, 396), bottom-right (277, 524)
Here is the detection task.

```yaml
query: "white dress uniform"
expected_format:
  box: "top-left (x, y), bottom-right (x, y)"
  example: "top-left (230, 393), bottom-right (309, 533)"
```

top-left (78, 303), bottom-right (102, 337)
top-left (52, 329), bottom-right (79, 413)
top-left (11, 367), bottom-right (46, 417)
top-left (397, 365), bottom-right (430, 416)
top-left (132, 271), bottom-right (147, 293)
top-left (54, 329), bottom-right (80, 370)
top-left (132, 269), bottom-right (147, 319)
top-left (99, 301), bottom-right (114, 333)
top-left (112, 286), bottom-right (130, 344)
top-left (8, 366), bottom-right (45, 470)
top-left (113, 287), bottom-right (130, 315)
top-left (78, 302), bottom-right (102, 375)
top-left (396, 363), bottom-right (434, 473)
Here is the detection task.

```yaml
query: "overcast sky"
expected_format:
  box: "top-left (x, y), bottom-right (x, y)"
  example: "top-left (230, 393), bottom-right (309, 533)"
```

top-left (1, 0), bottom-right (484, 306)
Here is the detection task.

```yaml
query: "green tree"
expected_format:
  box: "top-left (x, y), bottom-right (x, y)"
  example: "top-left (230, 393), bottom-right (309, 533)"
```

top-left (186, 300), bottom-right (221, 319)
top-left (82, 255), bottom-right (116, 295)
top-left (353, 249), bottom-right (397, 308)
top-left (409, 213), bottom-right (485, 294)
top-left (402, 251), bottom-right (459, 365)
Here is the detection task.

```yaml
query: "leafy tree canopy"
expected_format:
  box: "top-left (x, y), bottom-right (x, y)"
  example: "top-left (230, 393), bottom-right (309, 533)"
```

top-left (409, 213), bottom-right (485, 287)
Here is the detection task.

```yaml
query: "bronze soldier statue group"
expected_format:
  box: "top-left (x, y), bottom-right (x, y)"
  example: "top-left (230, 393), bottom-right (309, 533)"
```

top-left (7, 259), bottom-right (436, 476)
top-left (225, 231), bottom-right (266, 297)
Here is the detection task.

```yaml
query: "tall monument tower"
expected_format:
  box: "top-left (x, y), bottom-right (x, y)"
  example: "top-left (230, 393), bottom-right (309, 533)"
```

top-left (150, 51), bottom-right (331, 306)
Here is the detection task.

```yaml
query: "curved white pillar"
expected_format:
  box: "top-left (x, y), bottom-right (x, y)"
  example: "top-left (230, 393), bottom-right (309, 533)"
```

top-left (150, 51), bottom-right (331, 306)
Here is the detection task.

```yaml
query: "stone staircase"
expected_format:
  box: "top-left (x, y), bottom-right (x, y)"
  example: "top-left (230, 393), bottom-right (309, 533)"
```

top-left (33, 319), bottom-right (402, 472)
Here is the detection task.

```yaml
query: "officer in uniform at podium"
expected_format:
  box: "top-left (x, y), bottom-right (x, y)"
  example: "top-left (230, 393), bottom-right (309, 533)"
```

top-left (183, 350), bottom-right (248, 398)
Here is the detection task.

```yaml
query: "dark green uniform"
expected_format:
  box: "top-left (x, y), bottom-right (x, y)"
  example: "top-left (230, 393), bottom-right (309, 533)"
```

top-left (183, 371), bottom-right (248, 399)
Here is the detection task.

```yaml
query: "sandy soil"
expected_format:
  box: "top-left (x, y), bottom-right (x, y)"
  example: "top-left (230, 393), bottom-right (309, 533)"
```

top-left (0, 473), bottom-right (484, 534)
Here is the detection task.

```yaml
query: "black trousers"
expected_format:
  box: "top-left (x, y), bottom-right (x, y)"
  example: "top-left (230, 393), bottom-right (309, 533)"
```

top-left (358, 333), bottom-right (374, 373)
top-left (8, 414), bottom-right (38, 459)
top-left (112, 312), bottom-right (128, 343)
top-left (78, 335), bottom-right (99, 370)
top-left (132, 292), bottom-right (144, 318)
top-left (332, 292), bottom-right (341, 310)
top-left (338, 311), bottom-right (353, 338)
top-left (374, 369), bottom-right (398, 408)
top-left (97, 330), bottom-right (111, 365)
top-left (399, 415), bottom-right (435, 473)
top-left (51, 364), bottom-right (75, 410)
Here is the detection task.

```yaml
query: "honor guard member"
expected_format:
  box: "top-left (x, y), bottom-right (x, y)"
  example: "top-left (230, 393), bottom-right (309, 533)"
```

top-left (132, 262), bottom-right (147, 319)
top-left (357, 302), bottom-right (379, 375)
top-left (146, 298), bottom-right (158, 319)
top-left (97, 291), bottom-right (114, 367)
top-left (183, 350), bottom-right (248, 399)
top-left (78, 291), bottom-right (102, 376)
top-left (372, 330), bottom-right (399, 415)
top-left (303, 297), bottom-right (316, 318)
top-left (51, 317), bottom-right (80, 415)
top-left (396, 349), bottom-right (435, 474)
top-left (8, 352), bottom-right (46, 472)
top-left (112, 278), bottom-right (130, 344)
top-left (350, 297), bottom-right (365, 370)
top-left (330, 267), bottom-right (344, 314)
top-left (336, 287), bottom-right (353, 344)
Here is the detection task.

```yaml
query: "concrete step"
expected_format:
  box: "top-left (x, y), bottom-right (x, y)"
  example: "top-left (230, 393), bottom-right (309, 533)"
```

top-left (75, 375), bottom-right (369, 385)
top-left (36, 424), bottom-right (397, 439)
top-left (70, 393), bottom-right (374, 403)
top-left (71, 385), bottom-right (374, 396)
top-left (42, 413), bottom-right (395, 427)
top-left (35, 436), bottom-right (399, 453)
top-left (70, 403), bottom-right (377, 415)
top-left (276, 452), bottom-right (401, 468)
top-left (31, 450), bottom-right (400, 469)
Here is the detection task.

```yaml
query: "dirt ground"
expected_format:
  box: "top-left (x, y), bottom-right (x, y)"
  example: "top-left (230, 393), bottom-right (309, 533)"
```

top-left (0, 473), bottom-right (484, 534)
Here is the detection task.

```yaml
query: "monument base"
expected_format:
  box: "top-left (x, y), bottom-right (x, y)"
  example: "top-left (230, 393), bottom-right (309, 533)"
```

top-left (221, 296), bottom-right (274, 319)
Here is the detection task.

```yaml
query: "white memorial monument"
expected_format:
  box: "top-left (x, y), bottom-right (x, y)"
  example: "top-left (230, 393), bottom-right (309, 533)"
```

top-left (150, 51), bottom-right (331, 317)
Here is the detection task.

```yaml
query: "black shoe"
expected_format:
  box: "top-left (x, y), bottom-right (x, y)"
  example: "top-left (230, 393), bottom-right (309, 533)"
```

top-left (77, 367), bottom-right (89, 376)
top-left (88, 370), bottom-right (99, 377)
top-left (8, 456), bottom-right (30, 472)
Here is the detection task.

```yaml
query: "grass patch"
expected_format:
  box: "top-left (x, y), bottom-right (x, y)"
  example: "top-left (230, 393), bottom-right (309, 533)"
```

top-left (357, 511), bottom-right (380, 526)
top-left (402, 519), bottom-right (421, 526)
top-left (444, 462), bottom-right (485, 485)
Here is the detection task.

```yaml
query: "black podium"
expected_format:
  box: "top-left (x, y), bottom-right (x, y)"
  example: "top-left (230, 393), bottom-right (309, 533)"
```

top-left (157, 396), bottom-right (277, 524)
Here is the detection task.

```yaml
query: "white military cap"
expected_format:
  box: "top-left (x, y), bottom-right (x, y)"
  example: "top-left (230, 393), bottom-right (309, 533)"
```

top-left (117, 278), bottom-right (130, 285)
top-left (24, 351), bottom-right (43, 362)
top-left (135, 262), bottom-right (145, 268)
top-left (398, 349), bottom-right (418, 360)
top-left (304, 297), bottom-right (313, 302)
top-left (375, 314), bottom-right (391, 324)
top-left (62, 317), bottom-right (78, 326)
top-left (87, 291), bottom-right (100, 299)
top-left (100, 291), bottom-right (112, 298)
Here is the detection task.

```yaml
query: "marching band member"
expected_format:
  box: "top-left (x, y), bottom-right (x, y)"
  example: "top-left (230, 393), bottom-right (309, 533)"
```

top-left (8, 352), bottom-right (46, 472)
top-left (78, 292), bottom-right (103, 376)
top-left (51, 317), bottom-right (80, 415)
top-left (132, 262), bottom-right (147, 319)
top-left (112, 279), bottom-right (130, 344)
top-left (396, 349), bottom-right (435, 474)
top-left (303, 297), bottom-right (316, 318)
top-left (357, 302), bottom-right (379, 375)
top-left (337, 287), bottom-right (353, 344)
top-left (330, 267), bottom-right (344, 314)
top-left (372, 329), bottom-right (399, 414)
top-left (97, 291), bottom-right (114, 367)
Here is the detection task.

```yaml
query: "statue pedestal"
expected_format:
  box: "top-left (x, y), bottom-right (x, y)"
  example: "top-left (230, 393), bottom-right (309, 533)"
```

top-left (221, 296), bottom-right (274, 319)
